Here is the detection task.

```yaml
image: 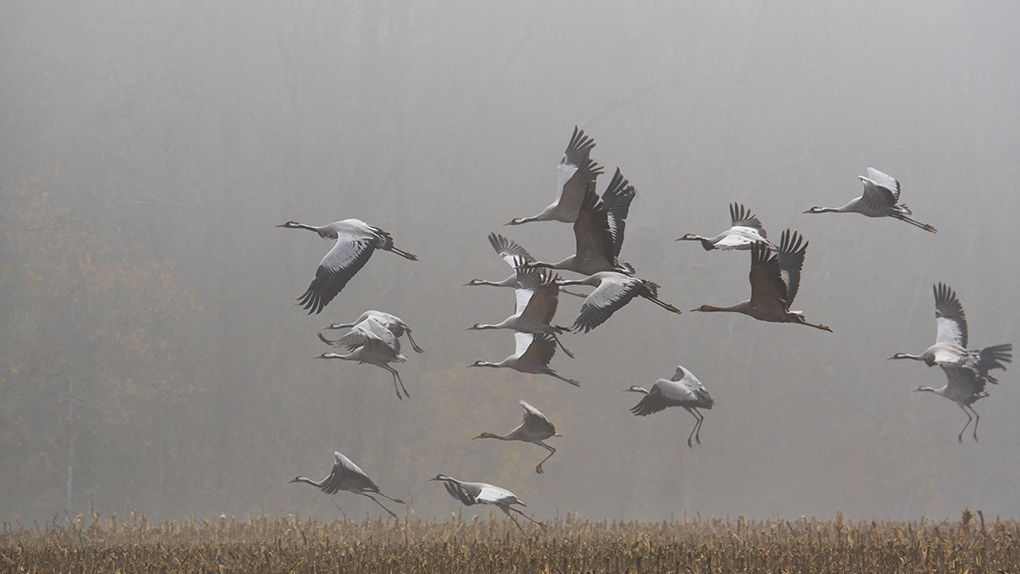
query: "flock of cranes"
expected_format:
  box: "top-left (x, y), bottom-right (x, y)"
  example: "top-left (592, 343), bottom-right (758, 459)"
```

top-left (281, 126), bottom-right (1011, 528)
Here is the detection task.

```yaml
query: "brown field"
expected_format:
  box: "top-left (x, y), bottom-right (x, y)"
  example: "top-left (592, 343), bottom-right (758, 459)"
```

top-left (2, 509), bottom-right (1017, 573)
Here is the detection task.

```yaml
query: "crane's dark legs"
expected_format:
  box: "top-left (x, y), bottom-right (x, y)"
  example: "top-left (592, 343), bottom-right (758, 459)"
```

top-left (684, 407), bottom-right (705, 448)
top-left (551, 333), bottom-right (575, 359)
top-left (800, 319), bottom-right (833, 332)
top-left (389, 246), bottom-right (418, 261)
top-left (330, 499), bottom-right (349, 520)
top-left (896, 214), bottom-right (937, 233)
top-left (535, 444), bottom-right (556, 474)
top-left (361, 493), bottom-right (399, 519)
top-left (404, 330), bottom-right (424, 354)
top-left (508, 506), bottom-right (546, 530)
top-left (957, 403), bottom-right (974, 443)
top-left (968, 404), bottom-right (980, 442)
top-left (643, 294), bottom-right (683, 316)
top-left (544, 369), bottom-right (580, 387)
top-left (385, 366), bottom-right (409, 400)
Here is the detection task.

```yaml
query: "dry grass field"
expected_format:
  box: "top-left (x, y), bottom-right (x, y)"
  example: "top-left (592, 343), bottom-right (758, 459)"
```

top-left (2, 508), bottom-right (1017, 573)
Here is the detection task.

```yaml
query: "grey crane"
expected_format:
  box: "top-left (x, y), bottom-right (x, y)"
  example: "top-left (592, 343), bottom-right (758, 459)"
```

top-left (474, 400), bottom-right (561, 474)
top-left (326, 310), bottom-right (423, 354)
top-left (289, 451), bottom-right (405, 518)
top-left (465, 233), bottom-right (586, 298)
top-left (677, 202), bottom-right (773, 251)
top-left (804, 167), bottom-right (937, 233)
top-left (691, 229), bottom-right (832, 332)
top-left (625, 365), bottom-right (714, 448)
top-left (467, 260), bottom-right (574, 358)
top-left (526, 168), bottom-right (636, 276)
top-left (914, 363), bottom-right (1001, 443)
top-left (277, 219), bottom-right (417, 314)
top-left (317, 317), bottom-right (410, 399)
top-left (469, 332), bottom-right (580, 387)
top-left (890, 283), bottom-right (1012, 383)
top-left (506, 126), bottom-right (603, 225)
top-left (556, 271), bottom-right (683, 333)
top-left (429, 475), bottom-right (544, 533)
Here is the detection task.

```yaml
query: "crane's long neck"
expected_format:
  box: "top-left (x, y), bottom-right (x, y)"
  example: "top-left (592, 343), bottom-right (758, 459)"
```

top-left (677, 233), bottom-right (718, 250)
top-left (290, 476), bottom-right (325, 488)
top-left (466, 276), bottom-right (515, 287)
top-left (318, 352), bottom-right (357, 361)
top-left (692, 301), bottom-right (752, 314)
top-left (475, 432), bottom-right (512, 441)
top-left (556, 274), bottom-right (599, 288)
top-left (468, 323), bottom-right (504, 331)
top-left (890, 352), bottom-right (928, 362)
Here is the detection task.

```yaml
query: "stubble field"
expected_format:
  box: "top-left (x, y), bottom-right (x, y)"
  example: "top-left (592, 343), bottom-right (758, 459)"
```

top-left (2, 509), bottom-right (1016, 573)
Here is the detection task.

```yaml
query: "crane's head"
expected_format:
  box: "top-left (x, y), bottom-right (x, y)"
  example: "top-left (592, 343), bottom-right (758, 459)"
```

top-left (325, 323), bottom-right (354, 330)
top-left (913, 386), bottom-right (936, 393)
top-left (803, 207), bottom-right (826, 214)
top-left (428, 474), bottom-right (452, 482)
top-left (468, 361), bottom-right (493, 368)
top-left (623, 385), bottom-right (649, 394)
top-left (473, 432), bottom-right (499, 440)
top-left (276, 221), bottom-right (301, 228)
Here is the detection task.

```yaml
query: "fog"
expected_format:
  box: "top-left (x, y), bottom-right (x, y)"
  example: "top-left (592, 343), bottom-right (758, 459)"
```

top-left (3, 1), bottom-right (1019, 525)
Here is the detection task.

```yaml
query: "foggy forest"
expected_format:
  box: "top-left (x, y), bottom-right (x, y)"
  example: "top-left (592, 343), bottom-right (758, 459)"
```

top-left (2, 0), bottom-right (1019, 528)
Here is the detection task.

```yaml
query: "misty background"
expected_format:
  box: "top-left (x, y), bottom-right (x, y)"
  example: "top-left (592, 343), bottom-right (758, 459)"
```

top-left (2, 1), bottom-right (1018, 526)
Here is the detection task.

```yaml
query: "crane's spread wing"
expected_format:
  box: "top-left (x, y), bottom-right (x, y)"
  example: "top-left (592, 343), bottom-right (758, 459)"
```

top-left (298, 230), bottom-right (378, 314)
top-left (442, 481), bottom-right (478, 506)
top-left (729, 202), bottom-right (765, 233)
top-left (775, 229), bottom-right (807, 306)
top-left (518, 333), bottom-right (557, 366)
top-left (941, 364), bottom-right (988, 401)
top-left (554, 127), bottom-right (604, 220)
top-left (748, 242), bottom-right (787, 312)
top-left (571, 275), bottom-right (643, 333)
top-left (933, 283), bottom-right (967, 348)
top-left (572, 189), bottom-right (606, 263)
top-left (866, 167), bottom-right (901, 202)
top-left (489, 233), bottom-right (534, 266)
top-left (518, 269), bottom-right (560, 324)
top-left (519, 400), bottom-right (556, 435)
top-left (600, 168), bottom-right (636, 260)
top-left (333, 319), bottom-right (401, 356)
top-left (317, 451), bottom-right (379, 495)
top-left (858, 174), bottom-right (899, 212)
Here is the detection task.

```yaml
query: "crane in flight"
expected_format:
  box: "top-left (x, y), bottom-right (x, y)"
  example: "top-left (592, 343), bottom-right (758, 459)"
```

top-left (506, 126), bottom-right (603, 225)
top-left (889, 283), bottom-right (1012, 380)
top-left (625, 365), bottom-right (714, 448)
top-left (278, 219), bottom-right (417, 314)
top-left (556, 272), bottom-right (682, 333)
top-left (468, 260), bottom-right (574, 358)
top-left (677, 202), bottom-right (772, 251)
top-left (317, 317), bottom-right (411, 400)
top-left (474, 400), bottom-right (561, 474)
top-left (803, 167), bottom-right (936, 233)
top-left (289, 451), bottom-right (405, 518)
top-left (464, 233), bottom-right (585, 298)
top-left (526, 168), bottom-right (636, 276)
top-left (691, 229), bottom-right (832, 332)
top-left (889, 282), bottom-right (1011, 442)
top-left (429, 475), bottom-right (544, 533)
top-left (325, 310), bottom-right (423, 354)
top-left (469, 332), bottom-right (580, 387)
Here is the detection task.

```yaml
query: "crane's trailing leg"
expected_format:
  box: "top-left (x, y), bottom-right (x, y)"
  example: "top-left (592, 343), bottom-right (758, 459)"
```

top-left (551, 333), bottom-right (575, 359)
top-left (386, 366), bottom-right (409, 400)
top-left (405, 330), bottom-right (424, 354)
top-left (957, 403), bottom-right (974, 443)
top-left (535, 444), bottom-right (556, 475)
top-left (361, 493), bottom-right (399, 519)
